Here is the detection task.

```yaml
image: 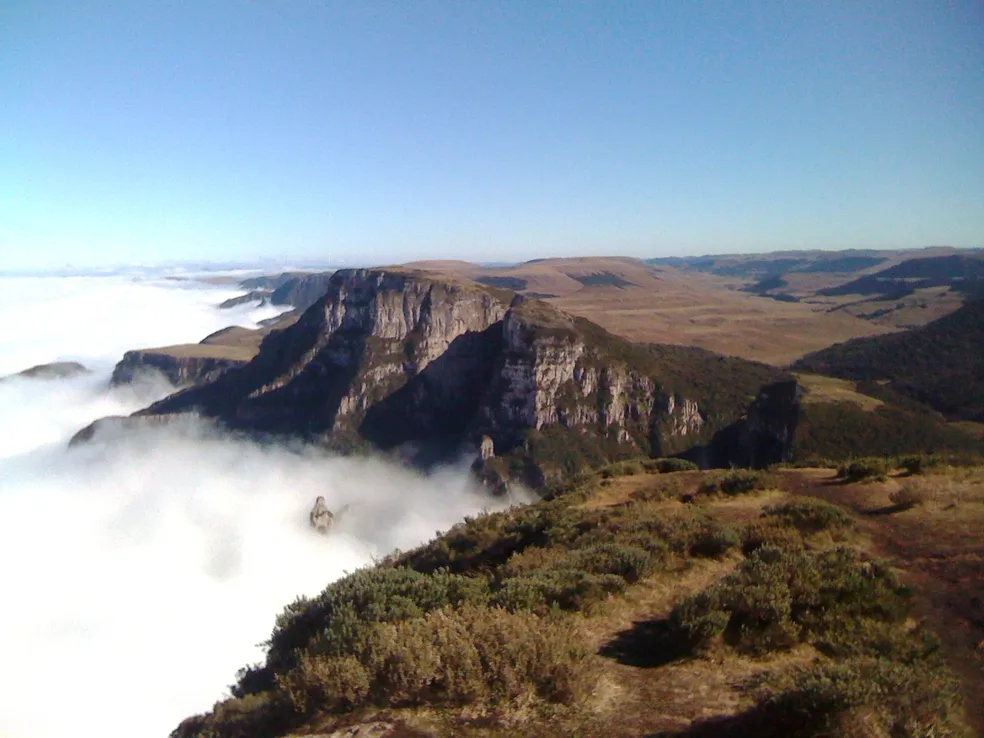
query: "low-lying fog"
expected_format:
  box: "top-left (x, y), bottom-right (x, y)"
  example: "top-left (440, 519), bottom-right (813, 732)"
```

top-left (0, 272), bottom-right (512, 738)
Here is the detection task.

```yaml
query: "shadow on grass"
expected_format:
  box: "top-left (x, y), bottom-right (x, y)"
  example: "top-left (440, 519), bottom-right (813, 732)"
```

top-left (598, 618), bottom-right (692, 668)
top-left (862, 502), bottom-right (913, 516)
top-left (646, 703), bottom-right (814, 737)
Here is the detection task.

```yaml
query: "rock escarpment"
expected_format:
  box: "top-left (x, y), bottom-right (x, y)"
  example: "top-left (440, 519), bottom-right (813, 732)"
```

top-left (141, 268), bottom-right (717, 487)
top-left (110, 315), bottom-right (300, 389)
top-left (111, 349), bottom-right (249, 388)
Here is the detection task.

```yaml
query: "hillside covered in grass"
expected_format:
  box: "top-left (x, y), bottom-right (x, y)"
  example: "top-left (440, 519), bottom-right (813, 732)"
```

top-left (172, 458), bottom-right (984, 738)
top-left (793, 300), bottom-right (984, 421)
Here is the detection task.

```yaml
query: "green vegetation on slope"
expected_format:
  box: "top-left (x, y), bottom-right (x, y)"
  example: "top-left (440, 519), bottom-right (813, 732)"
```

top-left (793, 300), bottom-right (984, 421)
top-left (172, 463), bottom-right (975, 738)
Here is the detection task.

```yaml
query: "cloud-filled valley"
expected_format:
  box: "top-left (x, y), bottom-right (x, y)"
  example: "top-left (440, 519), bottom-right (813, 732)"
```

top-left (0, 273), bottom-right (509, 738)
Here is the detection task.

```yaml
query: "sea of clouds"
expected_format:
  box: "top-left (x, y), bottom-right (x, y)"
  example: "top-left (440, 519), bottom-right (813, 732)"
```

top-left (0, 271), bottom-right (511, 738)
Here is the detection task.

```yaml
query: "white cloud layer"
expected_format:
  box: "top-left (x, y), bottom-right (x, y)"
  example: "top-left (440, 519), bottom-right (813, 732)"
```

top-left (0, 274), bottom-right (510, 738)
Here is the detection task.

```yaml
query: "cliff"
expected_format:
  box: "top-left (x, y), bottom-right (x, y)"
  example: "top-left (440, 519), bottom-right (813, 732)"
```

top-left (141, 268), bottom-right (771, 487)
top-left (111, 315), bottom-right (300, 389)
top-left (111, 346), bottom-right (252, 387)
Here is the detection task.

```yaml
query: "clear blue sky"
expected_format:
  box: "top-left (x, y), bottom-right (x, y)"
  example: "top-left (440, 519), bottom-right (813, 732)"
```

top-left (2, 1), bottom-right (982, 269)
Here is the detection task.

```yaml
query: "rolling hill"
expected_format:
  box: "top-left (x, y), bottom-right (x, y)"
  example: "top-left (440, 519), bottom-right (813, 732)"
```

top-left (793, 300), bottom-right (984, 421)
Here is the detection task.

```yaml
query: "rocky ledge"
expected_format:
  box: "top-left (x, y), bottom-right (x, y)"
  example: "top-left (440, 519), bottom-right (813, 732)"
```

top-left (111, 315), bottom-right (300, 388)
top-left (111, 346), bottom-right (252, 388)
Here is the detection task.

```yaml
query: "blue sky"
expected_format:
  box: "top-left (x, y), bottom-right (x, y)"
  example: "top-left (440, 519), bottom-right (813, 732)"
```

top-left (2, 1), bottom-right (982, 269)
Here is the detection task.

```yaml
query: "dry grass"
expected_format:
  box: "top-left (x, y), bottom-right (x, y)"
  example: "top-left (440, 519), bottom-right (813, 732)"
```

top-left (138, 343), bottom-right (259, 361)
top-left (795, 372), bottom-right (883, 410)
top-left (407, 256), bottom-right (893, 365)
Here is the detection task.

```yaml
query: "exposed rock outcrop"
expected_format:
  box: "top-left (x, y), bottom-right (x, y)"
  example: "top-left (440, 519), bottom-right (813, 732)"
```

top-left (271, 272), bottom-right (337, 310)
top-left (111, 349), bottom-right (249, 388)
top-left (309, 496), bottom-right (334, 535)
top-left (138, 268), bottom-right (711, 488)
top-left (111, 314), bottom-right (300, 389)
top-left (218, 290), bottom-right (271, 308)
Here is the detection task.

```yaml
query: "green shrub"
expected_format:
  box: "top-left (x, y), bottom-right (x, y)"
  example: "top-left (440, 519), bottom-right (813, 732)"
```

top-left (279, 654), bottom-right (370, 714)
top-left (667, 589), bottom-right (730, 647)
top-left (837, 457), bottom-right (890, 482)
top-left (898, 453), bottom-right (943, 475)
top-left (741, 519), bottom-right (805, 556)
top-left (263, 567), bottom-right (489, 681)
top-left (698, 469), bottom-right (776, 496)
top-left (280, 606), bottom-right (590, 714)
top-left (557, 543), bottom-right (660, 583)
top-left (645, 457), bottom-right (699, 473)
top-left (688, 522), bottom-right (741, 558)
top-left (492, 569), bottom-right (627, 613)
top-left (759, 657), bottom-right (963, 738)
top-left (172, 691), bottom-right (289, 738)
top-left (600, 459), bottom-right (645, 478)
top-left (668, 546), bottom-right (912, 656)
top-left (761, 500), bottom-right (852, 534)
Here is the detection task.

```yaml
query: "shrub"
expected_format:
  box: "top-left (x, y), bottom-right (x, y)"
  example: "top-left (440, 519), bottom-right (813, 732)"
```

top-left (759, 657), bottom-right (963, 738)
top-left (889, 481), bottom-right (929, 509)
top-left (172, 691), bottom-right (289, 738)
top-left (761, 500), bottom-right (852, 534)
top-left (645, 457), bottom-right (699, 473)
top-left (279, 654), bottom-right (370, 714)
top-left (741, 519), bottom-right (805, 556)
top-left (689, 522), bottom-right (741, 558)
top-left (279, 606), bottom-right (590, 714)
top-left (889, 476), bottom-right (959, 509)
top-left (263, 567), bottom-right (489, 679)
top-left (558, 543), bottom-right (660, 583)
top-left (492, 569), bottom-right (627, 613)
top-left (668, 546), bottom-right (912, 656)
top-left (898, 453), bottom-right (943, 475)
top-left (600, 459), bottom-right (644, 478)
top-left (837, 457), bottom-right (890, 482)
top-left (698, 469), bottom-right (776, 496)
top-left (667, 589), bottom-right (730, 647)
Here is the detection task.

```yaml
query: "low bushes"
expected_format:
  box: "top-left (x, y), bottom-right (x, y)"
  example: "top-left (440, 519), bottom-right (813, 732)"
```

top-left (756, 656), bottom-right (963, 738)
top-left (264, 567), bottom-right (490, 679)
top-left (741, 519), bottom-right (805, 556)
top-left (898, 453), bottom-right (943, 475)
top-left (279, 606), bottom-right (590, 715)
top-left (761, 500), bottom-right (852, 534)
top-left (600, 459), bottom-right (644, 478)
top-left (837, 457), bottom-right (890, 482)
top-left (643, 457), bottom-right (699, 473)
top-left (698, 469), bottom-right (777, 496)
top-left (667, 546), bottom-right (911, 656)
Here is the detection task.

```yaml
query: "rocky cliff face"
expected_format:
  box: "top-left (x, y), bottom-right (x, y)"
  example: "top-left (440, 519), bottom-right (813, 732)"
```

top-left (271, 272), bottom-right (336, 310)
top-left (140, 268), bottom-right (711, 487)
top-left (111, 350), bottom-right (249, 388)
